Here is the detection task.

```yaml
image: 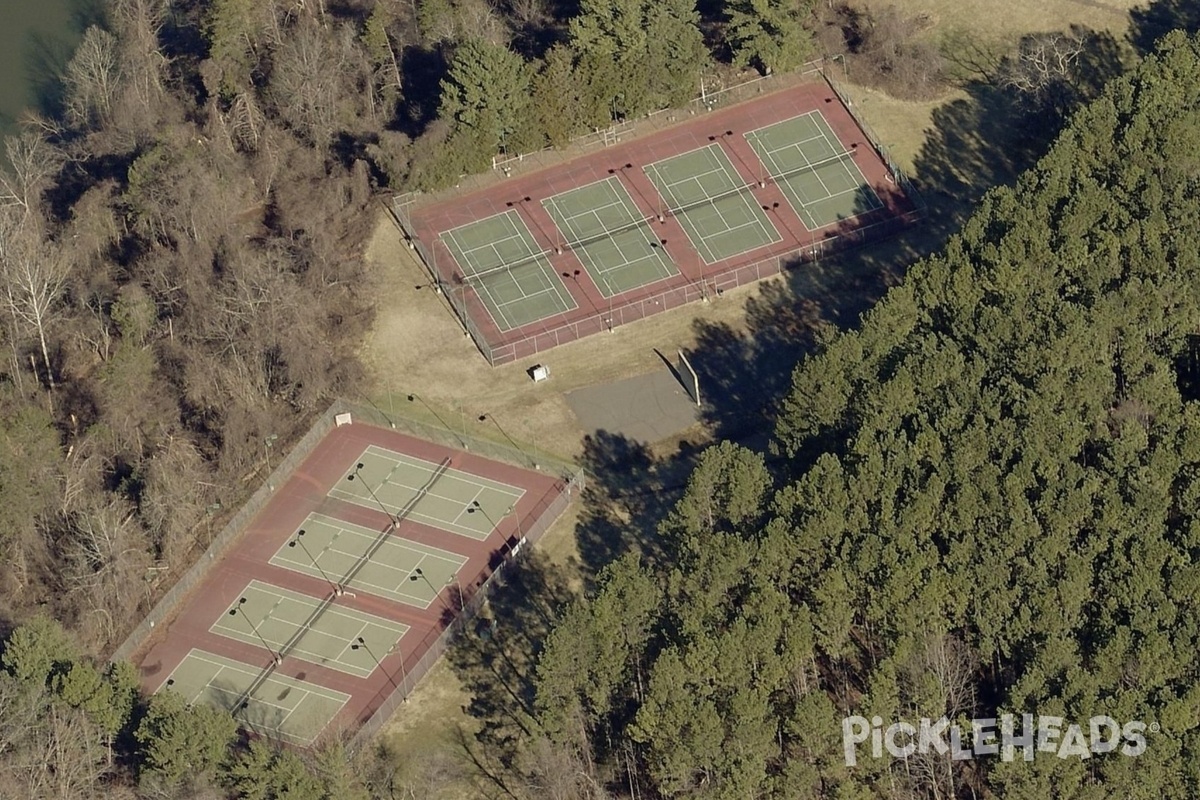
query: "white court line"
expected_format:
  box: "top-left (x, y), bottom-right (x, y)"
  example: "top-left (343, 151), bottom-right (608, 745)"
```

top-left (275, 537), bottom-right (458, 583)
top-left (186, 650), bottom-right (350, 705)
top-left (329, 485), bottom-right (501, 539)
top-left (742, 109), bottom-right (825, 140)
top-left (457, 245), bottom-right (575, 331)
top-left (214, 582), bottom-right (408, 662)
top-left (448, 486), bottom-right (487, 527)
top-left (460, 228), bottom-right (531, 261)
top-left (546, 181), bottom-right (644, 250)
top-left (308, 511), bottom-right (474, 562)
top-left (273, 545), bottom-right (433, 607)
top-left (649, 146), bottom-right (781, 262)
top-left (332, 621), bottom-right (371, 665)
top-left (362, 446), bottom-right (526, 498)
top-left (329, 476), bottom-right (521, 535)
top-left (271, 522), bottom-right (465, 603)
top-left (473, 272), bottom-right (518, 331)
top-left (162, 649), bottom-right (350, 744)
top-left (751, 123), bottom-right (882, 226)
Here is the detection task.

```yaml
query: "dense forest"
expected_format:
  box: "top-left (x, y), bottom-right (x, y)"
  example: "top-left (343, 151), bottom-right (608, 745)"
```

top-left (1, 0), bottom-right (1199, 795)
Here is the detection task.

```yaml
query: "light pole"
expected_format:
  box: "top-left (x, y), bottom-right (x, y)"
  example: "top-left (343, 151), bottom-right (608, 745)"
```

top-left (414, 567), bottom-right (463, 613)
top-left (762, 202), bottom-right (800, 243)
top-left (264, 434), bottom-right (278, 472)
top-left (506, 504), bottom-right (523, 541)
top-left (477, 414), bottom-right (536, 468)
top-left (830, 52), bottom-right (847, 79)
top-left (200, 501), bottom-right (222, 545)
top-left (589, 268), bottom-right (615, 330)
top-left (352, 636), bottom-right (405, 696)
top-left (347, 462), bottom-right (399, 525)
top-left (409, 567), bottom-right (455, 613)
top-left (610, 163), bottom-right (663, 223)
top-left (466, 499), bottom-right (499, 532)
top-left (229, 598), bottom-right (282, 666)
top-left (508, 196), bottom-right (562, 255)
top-left (561, 269), bottom-right (602, 318)
top-left (406, 393), bottom-right (467, 449)
top-left (289, 529), bottom-right (343, 597)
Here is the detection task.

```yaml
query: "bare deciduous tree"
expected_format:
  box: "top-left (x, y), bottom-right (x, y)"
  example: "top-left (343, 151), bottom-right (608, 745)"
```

top-left (227, 91), bottom-right (268, 152)
top-left (1000, 30), bottom-right (1087, 116)
top-left (57, 497), bottom-right (152, 643)
top-left (64, 27), bottom-right (124, 129)
top-left (268, 21), bottom-right (361, 146)
top-left (1002, 33), bottom-right (1083, 93)
top-left (0, 133), bottom-right (64, 220)
top-left (0, 214), bottom-right (71, 391)
top-left (141, 434), bottom-right (215, 564)
top-left (896, 634), bottom-right (978, 800)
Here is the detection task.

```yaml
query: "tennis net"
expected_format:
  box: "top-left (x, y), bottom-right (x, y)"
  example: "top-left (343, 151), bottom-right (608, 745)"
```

top-left (761, 149), bottom-right (858, 201)
top-left (451, 246), bottom-right (557, 286)
top-left (447, 150), bottom-right (862, 288)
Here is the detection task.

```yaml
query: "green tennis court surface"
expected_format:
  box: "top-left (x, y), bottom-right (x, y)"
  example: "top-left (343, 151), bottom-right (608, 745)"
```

top-left (162, 649), bottom-right (350, 746)
top-left (270, 513), bottom-right (467, 608)
top-left (745, 111), bottom-right (882, 230)
top-left (644, 144), bottom-right (781, 265)
top-left (441, 210), bottom-right (575, 331)
top-left (331, 445), bottom-right (525, 541)
top-left (543, 177), bottom-right (678, 298)
top-left (211, 580), bottom-right (409, 678)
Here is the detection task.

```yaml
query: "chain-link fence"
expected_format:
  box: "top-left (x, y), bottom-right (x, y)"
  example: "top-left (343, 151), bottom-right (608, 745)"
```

top-left (381, 199), bottom-right (497, 365)
top-left (109, 404), bottom-right (346, 665)
top-left (109, 399), bottom-right (582, 667)
top-left (437, 61), bottom-right (828, 198)
top-left (819, 62), bottom-right (928, 213)
top-left (348, 466), bottom-right (585, 751)
top-left (386, 61), bottom-right (922, 367)
top-left (390, 201), bottom-right (920, 367)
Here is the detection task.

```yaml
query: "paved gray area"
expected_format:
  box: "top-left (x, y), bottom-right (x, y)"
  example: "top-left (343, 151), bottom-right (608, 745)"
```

top-left (566, 367), bottom-right (700, 443)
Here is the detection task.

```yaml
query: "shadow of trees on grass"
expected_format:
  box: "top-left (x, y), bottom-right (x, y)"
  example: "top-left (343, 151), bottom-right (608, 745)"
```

top-left (1130, 0), bottom-right (1200, 56)
top-left (689, 23), bottom-right (1126, 445)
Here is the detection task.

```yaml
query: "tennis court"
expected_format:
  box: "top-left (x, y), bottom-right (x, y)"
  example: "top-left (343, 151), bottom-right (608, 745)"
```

top-left (162, 649), bottom-right (350, 746)
top-left (644, 144), bottom-right (781, 264)
top-left (211, 580), bottom-right (409, 679)
top-left (330, 445), bottom-right (525, 541)
top-left (542, 177), bottom-right (678, 298)
top-left (745, 111), bottom-right (882, 230)
top-left (270, 513), bottom-right (468, 608)
top-left (441, 210), bottom-right (576, 331)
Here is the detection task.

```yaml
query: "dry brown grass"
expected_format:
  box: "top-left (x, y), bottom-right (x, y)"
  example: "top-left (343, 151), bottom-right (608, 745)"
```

top-left (849, 0), bottom-right (1146, 169)
top-left (861, 0), bottom-right (1139, 44)
top-left (359, 212), bottom-right (776, 461)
